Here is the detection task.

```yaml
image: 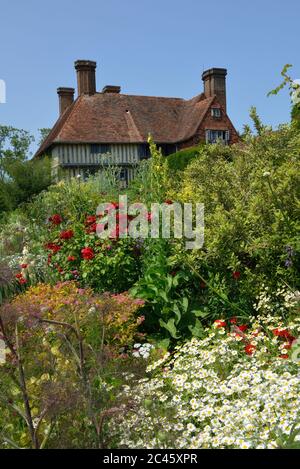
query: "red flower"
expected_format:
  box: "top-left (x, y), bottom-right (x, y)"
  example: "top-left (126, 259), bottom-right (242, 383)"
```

top-left (16, 273), bottom-right (27, 284)
top-left (20, 263), bottom-right (28, 269)
top-left (164, 199), bottom-right (173, 205)
top-left (67, 256), bottom-right (76, 262)
top-left (107, 202), bottom-right (119, 211)
top-left (81, 247), bottom-right (95, 260)
top-left (237, 325), bottom-right (248, 332)
top-left (232, 271), bottom-right (241, 280)
top-left (245, 344), bottom-right (256, 355)
top-left (60, 230), bottom-right (74, 240)
top-left (272, 328), bottom-right (295, 341)
top-left (214, 319), bottom-right (226, 328)
top-left (283, 342), bottom-right (292, 350)
top-left (279, 354), bottom-right (289, 359)
top-left (45, 243), bottom-right (61, 253)
top-left (86, 223), bottom-right (97, 234)
top-left (85, 215), bottom-right (97, 225)
top-left (49, 214), bottom-right (62, 225)
top-left (230, 317), bottom-right (237, 324)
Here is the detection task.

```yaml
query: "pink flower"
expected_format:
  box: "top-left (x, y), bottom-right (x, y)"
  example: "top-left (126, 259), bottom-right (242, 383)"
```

top-left (136, 315), bottom-right (145, 325)
top-left (134, 299), bottom-right (146, 306)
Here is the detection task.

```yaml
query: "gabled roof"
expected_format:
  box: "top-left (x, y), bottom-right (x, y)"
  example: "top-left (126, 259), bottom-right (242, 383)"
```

top-left (35, 92), bottom-right (216, 157)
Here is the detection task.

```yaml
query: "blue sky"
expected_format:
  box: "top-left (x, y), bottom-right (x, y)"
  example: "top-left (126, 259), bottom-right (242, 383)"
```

top-left (0, 0), bottom-right (299, 154)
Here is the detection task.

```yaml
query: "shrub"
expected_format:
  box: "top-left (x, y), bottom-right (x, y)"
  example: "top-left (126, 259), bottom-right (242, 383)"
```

top-left (167, 145), bottom-right (203, 172)
top-left (44, 206), bottom-right (143, 292)
top-left (167, 125), bottom-right (300, 321)
top-left (0, 281), bottom-right (147, 448)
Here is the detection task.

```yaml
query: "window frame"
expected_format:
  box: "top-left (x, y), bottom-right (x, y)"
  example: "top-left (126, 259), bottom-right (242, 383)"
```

top-left (211, 107), bottom-right (222, 118)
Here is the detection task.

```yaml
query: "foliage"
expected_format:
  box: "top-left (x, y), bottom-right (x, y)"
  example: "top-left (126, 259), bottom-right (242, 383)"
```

top-left (43, 203), bottom-right (143, 292)
top-left (6, 157), bottom-right (51, 207)
top-left (166, 145), bottom-right (203, 172)
top-left (38, 128), bottom-right (51, 146)
top-left (130, 240), bottom-right (207, 343)
top-left (0, 126), bottom-right (34, 181)
top-left (170, 125), bottom-right (300, 322)
top-left (0, 282), bottom-right (147, 448)
top-left (0, 126), bottom-right (51, 213)
top-left (268, 64), bottom-right (300, 129)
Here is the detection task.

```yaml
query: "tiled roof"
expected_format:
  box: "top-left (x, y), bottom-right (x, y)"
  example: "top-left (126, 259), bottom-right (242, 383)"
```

top-left (35, 92), bottom-right (215, 157)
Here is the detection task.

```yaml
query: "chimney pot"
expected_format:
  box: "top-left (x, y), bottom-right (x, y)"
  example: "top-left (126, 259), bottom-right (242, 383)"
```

top-left (102, 85), bottom-right (121, 94)
top-left (57, 87), bottom-right (74, 116)
top-left (74, 60), bottom-right (97, 96)
top-left (202, 68), bottom-right (227, 112)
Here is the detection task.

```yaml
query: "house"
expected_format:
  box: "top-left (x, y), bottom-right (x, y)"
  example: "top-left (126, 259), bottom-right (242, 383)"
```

top-left (34, 60), bottom-right (239, 182)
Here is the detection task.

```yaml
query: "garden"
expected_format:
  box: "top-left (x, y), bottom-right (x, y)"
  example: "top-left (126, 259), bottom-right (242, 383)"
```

top-left (0, 82), bottom-right (300, 449)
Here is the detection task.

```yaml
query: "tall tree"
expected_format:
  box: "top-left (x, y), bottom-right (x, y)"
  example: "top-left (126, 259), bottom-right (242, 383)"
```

top-left (0, 126), bottom-right (34, 181)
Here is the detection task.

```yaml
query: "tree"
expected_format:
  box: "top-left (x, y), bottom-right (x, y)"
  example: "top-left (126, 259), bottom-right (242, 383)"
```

top-left (0, 126), bottom-right (34, 181)
top-left (268, 64), bottom-right (300, 130)
top-left (0, 126), bottom-right (51, 213)
top-left (38, 128), bottom-right (51, 146)
top-left (7, 158), bottom-right (51, 206)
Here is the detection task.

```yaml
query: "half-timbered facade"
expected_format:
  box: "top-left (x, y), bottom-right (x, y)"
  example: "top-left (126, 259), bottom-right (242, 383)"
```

top-left (34, 60), bottom-right (239, 182)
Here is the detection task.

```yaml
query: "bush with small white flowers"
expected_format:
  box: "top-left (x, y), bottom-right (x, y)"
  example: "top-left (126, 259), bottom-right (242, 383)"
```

top-left (110, 309), bottom-right (300, 449)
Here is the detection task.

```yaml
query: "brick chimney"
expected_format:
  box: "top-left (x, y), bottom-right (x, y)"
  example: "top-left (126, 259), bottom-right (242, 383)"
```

top-left (202, 68), bottom-right (227, 113)
top-left (57, 87), bottom-right (74, 116)
top-left (75, 60), bottom-right (97, 96)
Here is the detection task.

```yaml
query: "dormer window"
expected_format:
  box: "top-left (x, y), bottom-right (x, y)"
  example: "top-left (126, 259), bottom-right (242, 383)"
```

top-left (211, 107), bottom-right (221, 118)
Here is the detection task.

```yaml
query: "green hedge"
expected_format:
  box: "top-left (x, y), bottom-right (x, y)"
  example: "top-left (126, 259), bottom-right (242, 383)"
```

top-left (166, 145), bottom-right (204, 171)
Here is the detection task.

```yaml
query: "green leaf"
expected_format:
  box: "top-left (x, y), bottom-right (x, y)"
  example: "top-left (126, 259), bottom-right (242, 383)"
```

top-left (159, 318), bottom-right (180, 339)
top-left (192, 309), bottom-right (209, 318)
top-left (182, 297), bottom-right (189, 312)
top-left (188, 319), bottom-right (204, 338)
